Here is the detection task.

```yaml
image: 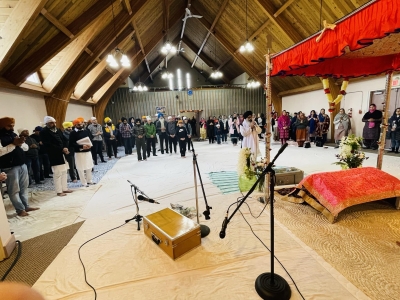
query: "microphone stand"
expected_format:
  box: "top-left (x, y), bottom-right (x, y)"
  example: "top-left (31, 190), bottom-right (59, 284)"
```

top-left (126, 181), bottom-right (149, 231)
top-left (190, 140), bottom-right (211, 238)
top-left (221, 143), bottom-right (291, 300)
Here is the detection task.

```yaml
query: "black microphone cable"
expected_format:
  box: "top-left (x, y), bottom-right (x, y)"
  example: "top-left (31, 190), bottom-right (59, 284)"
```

top-left (1, 240), bottom-right (22, 281)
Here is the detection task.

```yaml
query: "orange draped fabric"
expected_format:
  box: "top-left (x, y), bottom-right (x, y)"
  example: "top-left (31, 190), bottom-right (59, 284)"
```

top-left (297, 167), bottom-right (400, 217)
top-left (271, 0), bottom-right (400, 78)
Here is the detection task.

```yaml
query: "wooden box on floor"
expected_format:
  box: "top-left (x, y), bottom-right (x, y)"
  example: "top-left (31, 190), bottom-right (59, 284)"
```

top-left (274, 167), bottom-right (304, 186)
top-left (143, 208), bottom-right (201, 260)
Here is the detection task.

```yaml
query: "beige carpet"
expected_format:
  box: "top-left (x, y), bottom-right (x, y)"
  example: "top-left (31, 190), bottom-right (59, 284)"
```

top-left (0, 221), bottom-right (84, 286)
top-left (273, 194), bottom-right (400, 300)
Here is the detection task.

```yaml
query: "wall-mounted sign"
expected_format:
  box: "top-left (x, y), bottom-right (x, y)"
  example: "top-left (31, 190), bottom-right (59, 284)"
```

top-left (156, 106), bottom-right (166, 115)
top-left (392, 76), bottom-right (400, 87)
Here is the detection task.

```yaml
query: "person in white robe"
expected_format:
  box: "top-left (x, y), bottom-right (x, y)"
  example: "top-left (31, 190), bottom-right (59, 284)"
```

top-left (240, 111), bottom-right (262, 160)
top-left (69, 119), bottom-right (94, 187)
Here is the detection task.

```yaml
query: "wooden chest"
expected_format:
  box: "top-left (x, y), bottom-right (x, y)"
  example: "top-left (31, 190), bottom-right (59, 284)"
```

top-left (143, 208), bottom-right (201, 260)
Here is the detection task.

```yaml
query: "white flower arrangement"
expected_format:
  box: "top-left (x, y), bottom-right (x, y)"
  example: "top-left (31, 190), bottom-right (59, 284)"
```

top-left (334, 134), bottom-right (368, 169)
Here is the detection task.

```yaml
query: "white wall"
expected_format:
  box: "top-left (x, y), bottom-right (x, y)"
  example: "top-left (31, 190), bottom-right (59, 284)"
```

top-left (0, 88), bottom-right (47, 131)
top-left (282, 76), bottom-right (387, 138)
top-left (230, 72), bottom-right (250, 86)
top-left (65, 103), bottom-right (93, 122)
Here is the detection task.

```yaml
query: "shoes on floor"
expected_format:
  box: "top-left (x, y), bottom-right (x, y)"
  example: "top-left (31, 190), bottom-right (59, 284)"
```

top-left (63, 190), bottom-right (73, 193)
top-left (17, 210), bottom-right (29, 217)
top-left (57, 193), bottom-right (67, 197)
top-left (26, 207), bottom-right (40, 212)
top-left (101, 160), bottom-right (107, 163)
top-left (153, 154), bottom-right (157, 156)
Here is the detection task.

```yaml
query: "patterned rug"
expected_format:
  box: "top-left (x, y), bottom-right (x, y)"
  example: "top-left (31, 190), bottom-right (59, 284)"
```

top-left (208, 171), bottom-right (240, 194)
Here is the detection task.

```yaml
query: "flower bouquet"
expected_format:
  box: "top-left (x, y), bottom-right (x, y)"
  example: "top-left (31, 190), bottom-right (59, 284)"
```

top-left (334, 134), bottom-right (368, 169)
top-left (238, 148), bottom-right (266, 191)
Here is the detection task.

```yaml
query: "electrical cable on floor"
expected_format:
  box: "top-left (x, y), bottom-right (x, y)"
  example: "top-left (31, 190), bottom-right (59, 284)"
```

top-left (78, 221), bottom-right (132, 300)
top-left (232, 188), bottom-right (306, 300)
top-left (1, 240), bottom-right (22, 281)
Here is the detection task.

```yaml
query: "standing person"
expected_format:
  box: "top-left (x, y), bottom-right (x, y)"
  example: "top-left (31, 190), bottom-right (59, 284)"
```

top-left (0, 117), bottom-right (39, 216)
top-left (290, 112), bottom-right (298, 141)
top-left (215, 123), bottom-right (222, 144)
top-left (294, 112), bottom-right (309, 147)
top-left (40, 116), bottom-right (73, 197)
top-left (119, 117), bottom-right (133, 155)
top-left (240, 111), bottom-right (262, 160)
top-left (87, 117), bottom-right (105, 165)
top-left (207, 117), bottom-right (215, 144)
top-left (156, 115), bottom-right (168, 154)
top-left (277, 110), bottom-right (290, 145)
top-left (316, 109), bottom-right (330, 146)
top-left (62, 122), bottom-right (77, 183)
top-left (69, 119), bottom-right (94, 187)
top-left (220, 115), bottom-right (229, 143)
top-left (199, 117), bottom-right (207, 140)
top-left (176, 120), bottom-right (188, 158)
top-left (133, 118), bottom-right (147, 161)
top-left (144, 117), bottom-right (157, 157)
top-left (128, 117), bottom-right (136, 150)
top-left (230, 117), bottom-right (240, 146)
top-left (18, 128), bottom-right (42, 185)
top-left (190, 116), bottom-right (197, 137)
top-left (30, 126), bottom-right (51, 180)
top-left (166, 116), bottom-right (177, 155)
top-left (388, 107), bottom-right (400, 153)
top-left (333, 109), bottom-right (351, 148)
top-left (362, 104), bottom-right (383, 150)
top-left (103, 117), bottom-right (118, 159)
top-left (183, 117), bottom-right (192, 150)
top-left (308, 110), bottom-right (319, 143)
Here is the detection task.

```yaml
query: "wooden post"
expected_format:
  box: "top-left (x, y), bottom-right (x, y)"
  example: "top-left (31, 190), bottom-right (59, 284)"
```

top-left (376, 71), bottom-right (393, 170)
top-left (264, 53), bottom-right (272, 201)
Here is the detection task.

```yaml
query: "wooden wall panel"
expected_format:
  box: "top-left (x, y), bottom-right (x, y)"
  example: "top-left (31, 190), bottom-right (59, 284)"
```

top-left (104, 87), bottom-right (266, 123)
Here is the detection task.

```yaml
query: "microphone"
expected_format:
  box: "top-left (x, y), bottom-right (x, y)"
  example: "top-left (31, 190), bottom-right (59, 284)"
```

top-left (276, 142), bottom-right (288, 157)
top-left (138, 194), bottom-right (160, 204)
top-left (219, 212), bottom-right (229, 239)
top-left (127, 180), bottom-right (135, 187)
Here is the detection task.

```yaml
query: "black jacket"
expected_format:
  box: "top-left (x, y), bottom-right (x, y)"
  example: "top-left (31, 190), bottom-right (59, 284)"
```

top-left (133, 124), bottom-right (146, 138)
top-left (69, 129), bottom-right (92, 153)
top-left (0, 129), bottom-right (25, 168)
top-left (40, 127), bottom-right (68, 166)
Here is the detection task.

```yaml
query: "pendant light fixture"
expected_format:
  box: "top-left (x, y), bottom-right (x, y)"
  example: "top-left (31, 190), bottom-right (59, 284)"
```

top-left (107, 0), bottom-right (131, 68)
top-left (211, 36), bottom-right (223, 79)
top-left (131, 56), bottom-right (147, 92)
top-left (247, 53), bottom-right (260, 88)
top-left (240, 0), bottom-right (254, 53)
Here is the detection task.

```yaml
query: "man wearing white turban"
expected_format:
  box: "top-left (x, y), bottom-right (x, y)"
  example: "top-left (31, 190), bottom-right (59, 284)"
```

top-left (40, 116), bottom-right (73, 196)
top-left (240, 111), bottom-right (262, 160)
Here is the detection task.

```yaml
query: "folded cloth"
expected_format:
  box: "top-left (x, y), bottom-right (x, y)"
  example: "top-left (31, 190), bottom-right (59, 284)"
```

top-left (368, 122), bottom-right (375, 128)
top-left (76, 137), bottom-right (92, 146)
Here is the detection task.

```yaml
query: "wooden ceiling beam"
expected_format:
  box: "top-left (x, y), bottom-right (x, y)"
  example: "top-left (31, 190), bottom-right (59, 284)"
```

top-left (141, 36), bottom-right (181, 82)
top-left (182, 36), bottom-right (229, 84)
top-left (132, 19), bottom-right (152, 80)
top-left (73, 26), bottom-right (134, 99)
top-left (163, 0), bottom-right (170, 32)
top-left (81, 71), bottom-right (114, 101)
top-left (42, 17), bottom-right (105, 92)
top-left (255, 0), bottom-right (303, 44)
top-left (273, 0), bottom-right (296, 18)
top-left (4, 0), bottom-right (115, 85)
top-left (40, 8), bottom-right (74, 38)
top-left (0, 0), bottom-right (47, 70)
top-left (121, 0), bottom-right (133, 15)
top-left (191, 0), bottom-right (229, 68)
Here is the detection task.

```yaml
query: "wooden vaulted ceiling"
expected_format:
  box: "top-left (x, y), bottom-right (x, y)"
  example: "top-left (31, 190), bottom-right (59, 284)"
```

top-left (0, 0), bottom-right (372, 123)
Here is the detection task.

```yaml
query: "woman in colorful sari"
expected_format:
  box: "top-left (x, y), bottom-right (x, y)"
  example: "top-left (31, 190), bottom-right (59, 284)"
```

top-left (277, 110), bottom-right (290, 145)
top-left (333, 108), bottom-right (351, 148)
top-left (362, 104), bottom-right (382, 150)
top-left (294, 112), bottom-right (309, 147)
top-left (307, 110), bottom-right (319, 143)
top-left (316, 108), bottom-right (330, 146)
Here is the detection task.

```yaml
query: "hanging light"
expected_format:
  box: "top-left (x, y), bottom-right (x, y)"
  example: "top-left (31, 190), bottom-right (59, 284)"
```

top-left (240, 0), bottom-right (254, 53)
top-left (211, 70), bottom-right (223, 78)
top-left (107, 1), bottom-right (131, 68)
top-left (131, 82), bottom-right (148, 92)
top-left (211, 36), bottom-right (223, 79)
top-left (161, 41), bottom-right (177, 54)
top-left (247, 78), bottom-right (260, 88)
top-left (162, 71), bottom-right (173, 79)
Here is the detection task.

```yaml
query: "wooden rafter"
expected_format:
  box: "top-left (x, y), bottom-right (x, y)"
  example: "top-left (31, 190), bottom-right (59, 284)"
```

top-left (73, 26), bottom-right (134, 99)
top-left (122, 0), bottom-right (133, 15)
top-left (42, 17), bottom-right (105, 92)
top-left (182, 36), bottom-right (229, 84)
top-left (41, 8), bottom-right (74, 38)
top-left (4, 0), bottom-right (114, 85)
top-left (191, 0), bottom-right (229, 68)
top-left (81, 71), bottom-right (114, 101)
top-left (0, 0), bottom-right (47, 70)
top-left (255, 0), bottom-right (303, 44)
top-left (132, 19), bottom-right (152, 80)
top-left (163, 0), bottom-right (170, 32)
top-left (277, 82), bottom-right (323, 97)
top-left (274, 0), bottom-right (296, 18)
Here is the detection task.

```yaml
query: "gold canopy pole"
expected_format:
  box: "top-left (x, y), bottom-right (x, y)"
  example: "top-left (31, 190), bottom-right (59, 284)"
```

top-left (264, 51), bottom-right (272, 201)
top-left (377, 71), bottom-right (393, 170)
